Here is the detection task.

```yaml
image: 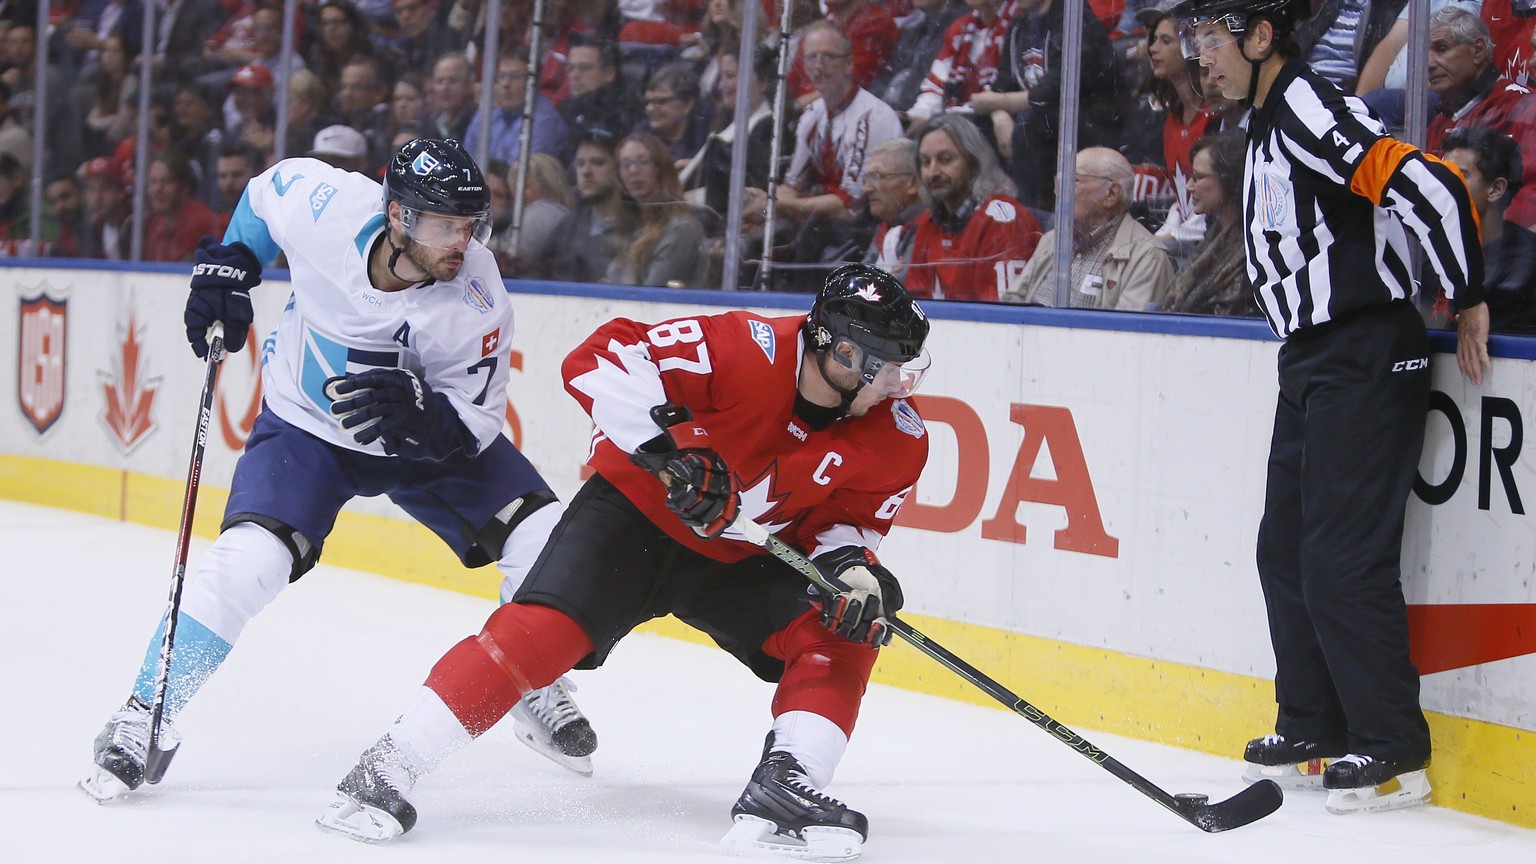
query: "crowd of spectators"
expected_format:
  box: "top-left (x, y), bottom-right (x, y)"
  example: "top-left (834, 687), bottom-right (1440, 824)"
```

top-left (2, 0), bottom-right (1535, 330)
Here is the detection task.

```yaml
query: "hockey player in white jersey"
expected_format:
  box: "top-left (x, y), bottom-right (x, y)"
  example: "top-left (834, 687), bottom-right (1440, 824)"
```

top-left (80, 138), bottom-right (596, 804)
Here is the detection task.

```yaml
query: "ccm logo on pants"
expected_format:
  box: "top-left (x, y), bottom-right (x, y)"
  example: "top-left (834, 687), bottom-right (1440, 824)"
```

top-left (1392, 358), bottom-right (1429, 372)
top-left (192, 264), bottom-right (248, 280)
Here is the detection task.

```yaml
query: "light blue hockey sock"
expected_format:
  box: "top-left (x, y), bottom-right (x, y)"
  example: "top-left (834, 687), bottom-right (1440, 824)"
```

top-left (131, 611), bottom-right (233, 717)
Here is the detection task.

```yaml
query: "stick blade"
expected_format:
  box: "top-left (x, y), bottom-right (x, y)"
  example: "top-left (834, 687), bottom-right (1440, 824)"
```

top-left (1182, 779), bottom-right (1283, 832)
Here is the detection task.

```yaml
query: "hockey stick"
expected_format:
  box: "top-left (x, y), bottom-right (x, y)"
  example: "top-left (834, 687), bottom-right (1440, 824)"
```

top-left (730, 514), bottom-right (1284, 833)
top-left (144, 322), bottom-right (227, 784)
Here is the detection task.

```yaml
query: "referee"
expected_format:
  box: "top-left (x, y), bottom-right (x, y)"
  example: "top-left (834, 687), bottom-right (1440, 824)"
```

top-left (1172, 0), bottom-right (1491, 814)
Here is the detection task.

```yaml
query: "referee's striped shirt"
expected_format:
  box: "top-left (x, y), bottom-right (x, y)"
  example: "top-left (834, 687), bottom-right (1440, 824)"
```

top-left (1243, 60), bottom-right (1485, 338)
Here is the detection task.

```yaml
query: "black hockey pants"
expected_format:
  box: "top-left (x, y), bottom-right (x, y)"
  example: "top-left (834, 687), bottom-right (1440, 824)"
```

top-left (1255, 300), bottom-right (1433, 763)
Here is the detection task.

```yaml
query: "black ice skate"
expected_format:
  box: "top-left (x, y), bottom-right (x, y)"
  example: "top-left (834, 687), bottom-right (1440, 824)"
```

top-left (721, 750), bottom-right (868, 862)
top-left (511, 676), bottom-right (597, 776)
top-left (1323, 754), bottom-right (1431, 814)
top-left (1240, 733), bottom-right (1346, 790)
top-left (78, 696), bottom-right (180, 804)
top-left (315, 737), bottom-right (420, 843)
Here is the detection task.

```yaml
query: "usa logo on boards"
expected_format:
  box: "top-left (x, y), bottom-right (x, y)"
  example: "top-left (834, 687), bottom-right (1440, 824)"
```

top-left (18, 292), bottom-right (67, 434)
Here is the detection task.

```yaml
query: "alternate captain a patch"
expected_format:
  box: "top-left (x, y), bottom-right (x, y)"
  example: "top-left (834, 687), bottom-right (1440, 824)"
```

top-left (891, 399), bottom-right (924, 439)
top-left (748, 319), bottom-right (775, 363)
top-left (464, 277), bottom-right (496, 314)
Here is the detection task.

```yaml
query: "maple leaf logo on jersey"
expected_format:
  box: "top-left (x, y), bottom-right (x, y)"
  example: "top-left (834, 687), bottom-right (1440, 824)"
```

top-left (719, 466), bottom-right (793, 542)
top-left (855, 285), bottom-right (882, 303)
top-left (99, 309), bottom-right (160, 453)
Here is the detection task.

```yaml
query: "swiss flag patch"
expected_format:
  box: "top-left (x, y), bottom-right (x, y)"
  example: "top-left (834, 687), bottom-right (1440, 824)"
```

top-left (481, 328), bottom-right (501, 357)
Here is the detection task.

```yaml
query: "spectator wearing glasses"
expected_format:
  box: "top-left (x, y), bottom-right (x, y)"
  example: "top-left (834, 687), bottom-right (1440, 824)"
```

top-left (745, 22), bottom-right (901, 227)
top-left (559, 36), bottom-right (638, 147)
top-left (905, 114), bottom-right (1039, 301)
top-left (640, 63), bottom-right (709, 164)
top-left (862, 138), bottom-right (924, 280)
top-left (1005, 146), bottom-right (1172, 309)
top-left (1159, 131), bottom-right (1256, 316)
top-left (609, 132), bottom-right (709, 288)
top-left (783, 0), bottom-right (900, 109)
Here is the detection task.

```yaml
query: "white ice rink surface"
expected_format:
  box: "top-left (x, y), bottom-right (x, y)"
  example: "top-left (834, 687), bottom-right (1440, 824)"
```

top-left (6, 499), bottom-right (1536, 864)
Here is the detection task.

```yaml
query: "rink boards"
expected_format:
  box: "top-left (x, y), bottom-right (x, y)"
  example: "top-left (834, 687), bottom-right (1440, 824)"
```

top-left (2, 260), bottom-right (1534, 827)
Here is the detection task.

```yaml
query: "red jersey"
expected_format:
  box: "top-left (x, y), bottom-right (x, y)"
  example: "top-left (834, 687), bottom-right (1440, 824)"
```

top-left (905, 195), bottom-right (1040, 301)
top-left (563, 312), bottom-right (929, 563)
top-left (1427, 74), bottom-right (1536, 226)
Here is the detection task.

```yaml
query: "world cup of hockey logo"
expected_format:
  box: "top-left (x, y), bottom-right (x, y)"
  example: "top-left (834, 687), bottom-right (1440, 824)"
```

top-left (411, 152), bottom-right (441, 176)
top-left (1257, 169), bottom-right (1291, 230)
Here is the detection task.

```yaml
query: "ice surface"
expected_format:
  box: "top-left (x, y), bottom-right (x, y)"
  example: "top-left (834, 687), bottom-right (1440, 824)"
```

top-left (5, 499), bottom-right (1534, 864)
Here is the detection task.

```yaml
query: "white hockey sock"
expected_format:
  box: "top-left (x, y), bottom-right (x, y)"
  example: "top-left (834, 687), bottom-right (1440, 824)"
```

top-left (495, 502), bottom-right (563, 604)
top-left (387, 686), bottom-right (475, 776)
top-left (769, 710), bottom-right (849, 789)
top-left (179, 522), bottom-right (295, 644)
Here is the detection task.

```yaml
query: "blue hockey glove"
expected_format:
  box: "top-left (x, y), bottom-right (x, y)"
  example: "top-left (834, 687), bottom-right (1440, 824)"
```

top-left (629, 404), bottom-right (740, 539)
top-left (185, 236), bottom-right (261, 357)
top-left (811, 546), bottom-right (904, 647)
top-left (323, 369), bottom-right (476, 461)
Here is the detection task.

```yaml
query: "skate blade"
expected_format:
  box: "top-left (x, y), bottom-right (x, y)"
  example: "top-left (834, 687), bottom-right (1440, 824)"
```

top-left (512, 717), bottom-right (594, 777)
top-left (1242, 758), bottom-right (1330, 790)
top-left (315, 792), bottom-right (406, 843)
top-left (720, 814), bottom-right (863, 862)
top-left (77, 766), bottom-right (134, 804)
top-left (1325, 770), bottom-right (1431, 815)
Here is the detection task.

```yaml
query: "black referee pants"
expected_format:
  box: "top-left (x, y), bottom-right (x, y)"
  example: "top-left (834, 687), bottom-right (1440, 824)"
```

top-left (1256, 300), bottom-right (1432, 763)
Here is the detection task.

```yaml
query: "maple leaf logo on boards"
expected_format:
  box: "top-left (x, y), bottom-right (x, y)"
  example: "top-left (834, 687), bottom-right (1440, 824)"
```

top-left (98, 309), bottom-right (161, 452)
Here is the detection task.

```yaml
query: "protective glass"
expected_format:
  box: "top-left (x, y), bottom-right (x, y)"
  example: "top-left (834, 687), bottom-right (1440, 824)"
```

top-left (400, 206), bottom-right (492, 250)
top-left (833, 337), bottom-right (932, 399)
top-left (1179, 18), bottom-right (1244, 60)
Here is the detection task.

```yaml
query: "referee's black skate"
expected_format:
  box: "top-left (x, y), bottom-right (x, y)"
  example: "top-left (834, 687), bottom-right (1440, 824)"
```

top-left (721, 750), bottom-right (867, 862)
top-left (1323, 753), bottom-right (1431, 814)
top-left (1241, 733), bottom-right (1347, 790)
top-left (316, 737), bottom-right (420, 843)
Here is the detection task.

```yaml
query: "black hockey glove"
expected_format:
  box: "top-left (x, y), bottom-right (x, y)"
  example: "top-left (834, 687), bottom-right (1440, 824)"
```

top-left (185, 236), bottom-right (260, 357)
top-left (812, 545), bottom-right (904, 648)
top-left (629, 403), bottom-right (740, 539)
top-left (324, 369), bottom-right (476, 461)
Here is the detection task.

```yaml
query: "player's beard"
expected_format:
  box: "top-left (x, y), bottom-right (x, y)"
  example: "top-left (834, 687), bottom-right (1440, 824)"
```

top-left (405, 243), bottom-right (465, 282)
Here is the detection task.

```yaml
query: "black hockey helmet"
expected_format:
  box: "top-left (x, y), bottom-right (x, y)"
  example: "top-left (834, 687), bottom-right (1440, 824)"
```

top-left (805, 264), bottom-right (931, 404)
top-left (1171, 0), bottom-right (1309, 54)
top-left (808, 263), bottom-right (929, 363)
top-left (382, 138), bottom-right (492, 248)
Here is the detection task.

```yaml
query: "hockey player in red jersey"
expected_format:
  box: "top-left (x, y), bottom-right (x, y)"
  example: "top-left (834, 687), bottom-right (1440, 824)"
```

top-left (318, 264), bottom-right (932, 859)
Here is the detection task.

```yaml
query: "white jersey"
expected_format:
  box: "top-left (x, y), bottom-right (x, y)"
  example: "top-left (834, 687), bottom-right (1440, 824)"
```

top-left (225, 158), bottom-right (514, 456)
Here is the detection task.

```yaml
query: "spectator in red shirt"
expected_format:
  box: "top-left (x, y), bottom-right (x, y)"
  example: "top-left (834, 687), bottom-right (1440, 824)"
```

top-left (143, 151), bottom-right (224, 262)
top-left (905, 113), bottom-right (1040, 300)
top-left (1425, 7), bottom-right (1536, 229)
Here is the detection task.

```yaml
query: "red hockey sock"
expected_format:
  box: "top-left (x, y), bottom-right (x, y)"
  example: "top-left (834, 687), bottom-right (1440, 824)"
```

top-left (424, 603), bottom-right (594, 737)
top-left (762, 609), bottom-right (878, 738)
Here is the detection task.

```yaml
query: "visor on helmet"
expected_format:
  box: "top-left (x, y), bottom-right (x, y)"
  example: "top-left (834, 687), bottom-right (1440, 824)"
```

top-left (399, 205), bottom-right (492, 250)
top-left (1178, 14), bottom-right (1246, 60)
top-left (830, 336), bottom-right (932, 399)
